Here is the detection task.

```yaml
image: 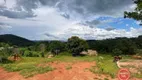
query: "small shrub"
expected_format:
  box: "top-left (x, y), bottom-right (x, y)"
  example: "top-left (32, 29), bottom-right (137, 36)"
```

top-left (104, 78), bottom-right (109, 80)
top-left (20, 66), bottom-right (54, 78)
top-left (23, 51), bottom-right (41, 57)
top-left (66, 65), bottom-right (72, 70)
top-left (58, 52), bottom-right (72, 56)
top-left (109, 73), bottom-right (115, 78)
top-left (90, 55), bottom-right (119, 79)
top-left (136, 49), bottom-right (142, 56)
top-left (0, 57), bottom-right (12, 63)
top-left (41, 52), bottom-right (45, 57)
top-left (112, 48), bottom-right (122, 56)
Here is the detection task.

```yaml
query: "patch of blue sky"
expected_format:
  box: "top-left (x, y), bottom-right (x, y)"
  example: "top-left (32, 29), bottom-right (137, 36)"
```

top-left (97, 17), bottom-right (141, 31)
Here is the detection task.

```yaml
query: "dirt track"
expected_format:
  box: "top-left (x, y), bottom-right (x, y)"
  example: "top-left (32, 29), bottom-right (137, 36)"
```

top-left (0, 61), bottom-right (113, 80)
top-left (0, 61), bottom-right (141, 80)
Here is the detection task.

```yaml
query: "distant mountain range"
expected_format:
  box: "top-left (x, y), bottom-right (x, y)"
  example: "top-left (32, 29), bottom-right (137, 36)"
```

top-left (0, 34), bottom-right (142, 49)
top-left (0, 34), bottom-right (34, 47)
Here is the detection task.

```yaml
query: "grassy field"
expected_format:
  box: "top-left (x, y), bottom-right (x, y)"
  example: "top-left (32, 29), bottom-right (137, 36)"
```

top-left (90, 54), bottom-right (119, 78)
top-left (0, 57), bottom-right (54, 78)
top-left (0, 52), bottom-right (139, 78)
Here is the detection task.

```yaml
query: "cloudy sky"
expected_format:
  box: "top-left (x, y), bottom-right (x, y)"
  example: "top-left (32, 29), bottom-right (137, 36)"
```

top-left (0, 0), bottom-right (142, 40)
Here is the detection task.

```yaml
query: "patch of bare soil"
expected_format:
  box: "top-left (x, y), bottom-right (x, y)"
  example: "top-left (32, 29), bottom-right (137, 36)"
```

top-left (31, 61), bottom-right (112, 80)
top-left (0, 61), bottom-right (113, 80)
top-left (0, 68), bottom-right (26, 80)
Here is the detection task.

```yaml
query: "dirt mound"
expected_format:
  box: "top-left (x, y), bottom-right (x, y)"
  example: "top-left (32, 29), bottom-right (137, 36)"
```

top-left (88, 50), bottom-right (98, 56)
top-left (80, 50), bottom-right (98, 56)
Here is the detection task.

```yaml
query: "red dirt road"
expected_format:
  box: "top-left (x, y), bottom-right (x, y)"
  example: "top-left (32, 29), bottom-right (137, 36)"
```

top-left (0, 61), bottom-right (142, 80)
top-left (36, 61), bottom-right (111, 80)
top-left (0, 61), bottom-right (112, 80)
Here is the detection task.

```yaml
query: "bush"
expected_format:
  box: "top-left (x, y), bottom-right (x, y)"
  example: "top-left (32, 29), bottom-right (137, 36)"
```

top-left (58, 52), bottom-right (72, 56)
top-left (23, 51), bottom-right (40, 57)
top-left (112, 48), bottom-right (122, 56)
top-left (24, 51), bottom-right (31, 57)
top-left (0, 47), bottom-right (13, 63)
top-left (136, 49), bottom-right (142, 56)
top-left (19, 48), bottom-right (27, 56)
top-left (48, 41), bottom-right (66, 55)
top-left (41, 52), bottom-right (44, 57)
top-left (0, 56), bottom-right (12, 63)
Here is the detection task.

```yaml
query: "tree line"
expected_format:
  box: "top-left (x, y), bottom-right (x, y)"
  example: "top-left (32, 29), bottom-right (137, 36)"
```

top-left (87, 36), bottom-right (142, 55)
top-left (0, 35), bottom-right (142, 60)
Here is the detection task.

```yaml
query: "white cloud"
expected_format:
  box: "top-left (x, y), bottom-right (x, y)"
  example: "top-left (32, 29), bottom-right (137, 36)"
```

top-left (42, 23), bottom-right (142, 40)
top-left (0, 4), bottom-right (142, 40)
top-left (0, 23), bottom-right (12, 34)
top-left (0, 1), bottom-right (141, 40)
top-left (0, 6), bottom-right (80, 40)
top-left (126, 24), bottom-right (129, 27)
top-left (0, 24), bottom-right (12, 29)
top-left (0, 0), bottom-right (4, 5)
top-left (0, 0), bottom-right (16, 9)
top-left (5, 0), bottom-right (16, 9)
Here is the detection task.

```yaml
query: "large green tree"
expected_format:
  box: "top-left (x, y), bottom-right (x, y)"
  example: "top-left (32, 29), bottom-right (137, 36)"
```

top-left (124, 0), bottom-right (142, 25)
top-left (67, 36), bottom-right (88, 56)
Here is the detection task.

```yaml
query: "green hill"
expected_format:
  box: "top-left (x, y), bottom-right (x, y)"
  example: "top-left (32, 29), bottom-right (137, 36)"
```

top-left (0, 34), bottom-right (34, 47)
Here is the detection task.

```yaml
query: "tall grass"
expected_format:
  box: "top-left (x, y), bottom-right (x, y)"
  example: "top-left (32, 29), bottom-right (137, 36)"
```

top-left (1, 57), bottom-right (54, 78)
top-left (90, 54), bottom-right (119, 78)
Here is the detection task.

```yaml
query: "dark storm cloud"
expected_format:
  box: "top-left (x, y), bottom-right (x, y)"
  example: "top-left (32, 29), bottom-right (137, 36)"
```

top-left (0, 23), bottom-right (7, 27)
top-left (0, 0), bottom-right (38, 19)
top-left (61, 13), bottom-right (70, 19)
top-left (15, 0), bottom-right (39, 11)
top-left (79, 20), bottom-right (101, 28)
top-left (0, 9), bottom-right (36, 19)
top-left (0, 23), bottom-right (5, 25)
top-left (86, 20), bottom-right (101, 26)
top-left (39, 0), bottom-right (59, 6)
top-left (0, 0), bottom-right (134, 19)
top-left (0, 0), bottom-right (60, 19)
top-left (0, 5), bottom-right (5, 8)
top-left (55, 0), bottom-right (134, 17)
top-left (105, 27), bottom-right (116, 31)
top-left (44, 33), bottom-right (59, 39)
